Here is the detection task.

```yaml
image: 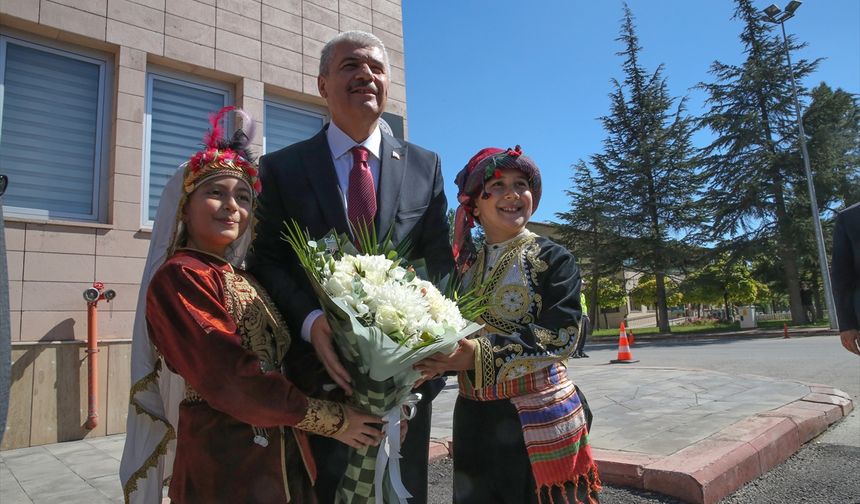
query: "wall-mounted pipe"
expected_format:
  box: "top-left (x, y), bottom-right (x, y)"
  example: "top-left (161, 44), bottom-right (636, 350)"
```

top-left (83, 282), bottom-right (116, 430)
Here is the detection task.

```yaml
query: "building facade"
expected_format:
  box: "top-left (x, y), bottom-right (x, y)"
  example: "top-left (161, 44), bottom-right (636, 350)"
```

top-left (0, 0), bottom-right (406, 449)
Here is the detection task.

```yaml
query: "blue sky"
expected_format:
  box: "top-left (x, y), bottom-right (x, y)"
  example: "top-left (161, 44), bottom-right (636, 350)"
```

top-left (401, 1), bottom-right (860, 224)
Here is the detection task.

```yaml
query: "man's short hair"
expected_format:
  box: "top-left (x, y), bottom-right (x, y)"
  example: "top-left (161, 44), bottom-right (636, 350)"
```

top-left (318, 30), bottom-right (390, 77)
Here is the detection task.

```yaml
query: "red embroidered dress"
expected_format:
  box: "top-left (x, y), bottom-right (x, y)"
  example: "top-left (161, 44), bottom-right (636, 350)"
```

top-left (146, 249), bottom-right (346, 504)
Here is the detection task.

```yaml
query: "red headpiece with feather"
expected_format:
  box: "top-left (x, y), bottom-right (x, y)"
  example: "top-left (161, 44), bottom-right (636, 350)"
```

top-left (183, 106), bottom-right (261, 195)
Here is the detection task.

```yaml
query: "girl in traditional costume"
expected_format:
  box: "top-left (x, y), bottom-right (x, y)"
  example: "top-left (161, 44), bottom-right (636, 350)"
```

top-left (119, 107), bottom-right (384, 504)
top-left (416, 146), bottom-right (601, 504)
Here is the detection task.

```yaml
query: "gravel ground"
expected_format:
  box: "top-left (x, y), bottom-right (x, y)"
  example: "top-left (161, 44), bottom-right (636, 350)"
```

top-left (426, 438), bottom-right (860, 503)
top-left (426, 457), bottom-right (687, 504)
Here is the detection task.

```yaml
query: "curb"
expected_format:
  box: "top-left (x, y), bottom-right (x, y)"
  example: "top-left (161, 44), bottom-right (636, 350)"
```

top-left (426, 385), bottom-right (853, 504)
top-left (428, 438), bottom-right (452, 462)
top-left (594, 385), bottom-right (852, 504)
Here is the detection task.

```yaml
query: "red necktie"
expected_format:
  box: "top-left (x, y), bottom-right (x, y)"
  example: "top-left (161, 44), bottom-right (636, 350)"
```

top-left (347, 146), bottom-right (377, 230)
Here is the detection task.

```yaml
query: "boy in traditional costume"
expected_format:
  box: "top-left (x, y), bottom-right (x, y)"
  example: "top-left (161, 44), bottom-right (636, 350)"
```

top-left (119, 107), bottom-right (384, 504)
top-left (416, 146), bottom-right (601, 503)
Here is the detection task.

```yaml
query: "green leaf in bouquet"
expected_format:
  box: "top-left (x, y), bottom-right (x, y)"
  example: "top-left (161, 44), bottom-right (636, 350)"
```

top-left (282, 220), bottom-right (322, 283)
top-left (439, 272), bottom-right (492, 322)
top-left (352, 219), bottom-right (378, 255)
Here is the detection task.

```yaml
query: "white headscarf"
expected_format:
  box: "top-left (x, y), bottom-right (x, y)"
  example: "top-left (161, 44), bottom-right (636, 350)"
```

top-left (119, 164), bottom-right (254, 503)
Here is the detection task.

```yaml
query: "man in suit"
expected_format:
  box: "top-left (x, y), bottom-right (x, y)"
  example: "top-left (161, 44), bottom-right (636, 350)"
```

top-left (831, 202), bottom-right (860, 356)
top-left (249, 31), bottom-right (452, 503)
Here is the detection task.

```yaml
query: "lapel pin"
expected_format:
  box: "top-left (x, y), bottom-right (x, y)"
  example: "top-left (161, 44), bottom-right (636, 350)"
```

top-left (391, 151), bottom-right (401, 160)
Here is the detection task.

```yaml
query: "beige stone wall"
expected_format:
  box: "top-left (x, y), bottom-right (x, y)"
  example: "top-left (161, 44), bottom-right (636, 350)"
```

top-left (1, 340), bottom-right (131, 450)
top-left (0, 0), bottom-right (405, 448)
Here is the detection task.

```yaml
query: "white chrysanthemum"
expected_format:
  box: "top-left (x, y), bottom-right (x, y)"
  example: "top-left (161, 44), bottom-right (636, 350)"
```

top-left (371, 282), bottom-right (430, 342)
top-left (343, 254), bottom-right (393, 284)
top-left (324, 270), bottom-right (355, 298)
top-left (428, 293), bottom-right (468, 330)
top-left (318, 252), bottom-right (470, 347)
top-left (375, 305), bottom-right (405, 334)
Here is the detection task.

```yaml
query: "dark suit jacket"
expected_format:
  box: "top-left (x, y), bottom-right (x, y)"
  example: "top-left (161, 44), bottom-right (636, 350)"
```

top-left (832, 202), bottom-right (860, 332)
top-left (249, 125), bottom-right (454, 341)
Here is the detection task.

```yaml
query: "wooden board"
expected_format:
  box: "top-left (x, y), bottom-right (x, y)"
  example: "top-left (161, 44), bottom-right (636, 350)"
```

top-left (106, 342), bottom-right (131, 435)
top-left (1, 348), bottom-right (34, 450)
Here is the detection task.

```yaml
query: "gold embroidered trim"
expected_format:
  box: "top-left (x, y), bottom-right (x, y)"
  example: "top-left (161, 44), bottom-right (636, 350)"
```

top-left (296, 398), bottom-right (347, 436)
top-left (184, 385), bottom-right (205, 404)
top-left (123, 359), bottom-right (177, 504)
top-left (467, 234), bottom-right (583, 389)
top-left (473, 335), bottom-right (495, 389)
top-left (494, 284), bottom-right (530, 320)
top-left (524, 239), bottom-right (547, 284)
top-left (221, 271), bottom-right (291, 373)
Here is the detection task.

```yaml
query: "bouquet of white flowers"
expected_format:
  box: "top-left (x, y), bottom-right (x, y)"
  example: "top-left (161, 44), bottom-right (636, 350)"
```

top-left (284, 222), bottom-right (483, 504)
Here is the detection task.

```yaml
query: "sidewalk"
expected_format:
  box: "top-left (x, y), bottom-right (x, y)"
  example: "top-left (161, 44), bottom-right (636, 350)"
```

top-left (1, 363), bottom-right (853, 504)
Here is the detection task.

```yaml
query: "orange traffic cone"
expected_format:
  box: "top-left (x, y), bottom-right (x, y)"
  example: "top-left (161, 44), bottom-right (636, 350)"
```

top-left (610, 322), bottom-right (639, 364)
top-left (628, 328), bottom-right (635, 345)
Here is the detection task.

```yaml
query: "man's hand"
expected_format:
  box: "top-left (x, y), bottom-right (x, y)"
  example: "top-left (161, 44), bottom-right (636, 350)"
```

top-left (310, 316), bottom-right (353, 395)
top-left (839, 329), bottom-right (860, 356)
top-left (332, 406), bottom-right (385, 449)
top-left (413, 338), bottom-right (477, 384)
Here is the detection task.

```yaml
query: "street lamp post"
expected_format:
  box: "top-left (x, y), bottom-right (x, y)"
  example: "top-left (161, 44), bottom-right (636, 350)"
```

top-left (763, 1), bottom-right (838, 329)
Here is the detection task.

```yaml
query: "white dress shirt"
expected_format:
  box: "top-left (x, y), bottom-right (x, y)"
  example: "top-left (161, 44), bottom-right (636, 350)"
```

top-left (301, 121), bottom-right (383, 342)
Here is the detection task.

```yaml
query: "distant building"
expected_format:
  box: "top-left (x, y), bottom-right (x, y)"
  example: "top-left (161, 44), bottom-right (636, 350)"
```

top-left (527, 221), bottom-right (658, 330)
top-left (0, 0), bottom-right (407, 449)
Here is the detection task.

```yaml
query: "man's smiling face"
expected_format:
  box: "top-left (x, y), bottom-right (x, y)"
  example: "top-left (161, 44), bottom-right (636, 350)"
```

top-left (318, 42), bottom-right (389, 132)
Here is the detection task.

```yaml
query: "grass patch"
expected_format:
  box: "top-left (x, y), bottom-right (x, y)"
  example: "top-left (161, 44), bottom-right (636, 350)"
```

top-left (592, 321), bottom-right (738, 338)
top-left (592, 318), bottom-right (830, 337)
top-left (756, 319), bottom-right (830, 329)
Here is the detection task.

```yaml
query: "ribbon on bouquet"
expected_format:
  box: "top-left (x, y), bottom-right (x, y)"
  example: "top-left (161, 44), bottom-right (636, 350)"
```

top-left (374, 392), bottom-right (422, 504)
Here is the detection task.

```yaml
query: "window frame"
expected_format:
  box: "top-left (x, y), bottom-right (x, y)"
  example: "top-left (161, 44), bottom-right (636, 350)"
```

top-left (263, 95), bottom-right (328, 154)
top-left (141, 68), bottom-right (232, 228)
top-left (0, 33), bottom-right (112, 222)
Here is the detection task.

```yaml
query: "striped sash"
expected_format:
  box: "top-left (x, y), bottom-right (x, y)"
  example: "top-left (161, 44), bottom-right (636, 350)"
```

top-left (460, 363), bottom-right (601, 502)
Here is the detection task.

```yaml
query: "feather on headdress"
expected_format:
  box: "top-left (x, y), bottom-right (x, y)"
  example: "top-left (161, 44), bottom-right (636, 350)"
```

top-left (185, 106), bottom-right (261, 194)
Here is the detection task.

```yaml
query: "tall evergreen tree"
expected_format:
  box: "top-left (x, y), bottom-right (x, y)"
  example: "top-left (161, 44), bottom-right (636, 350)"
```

top-left (787, 83), bottom-right (859, 319)
top-left (555, 160), bottom-right (621, 322)
top-left (697, 0), bottom-right (819, 324)
top-left (588, 4), bottom-right (701, 332)
top-left (802, 83), bottom-right (860, 209)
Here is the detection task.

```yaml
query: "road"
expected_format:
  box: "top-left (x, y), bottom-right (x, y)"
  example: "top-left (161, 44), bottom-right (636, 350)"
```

top-left (427, 334), bottom-right (860, 503)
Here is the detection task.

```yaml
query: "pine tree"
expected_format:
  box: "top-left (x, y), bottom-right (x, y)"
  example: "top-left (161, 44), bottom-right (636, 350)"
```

top-left (587, 4), bottom-right (701, 333)
top-left (555, 160), bottom-right (621, 323)
top-left (697, 0), bottom-right (819, 324)
top-left (787, 83), bottom-right (859, 320)
top-left (802, 83), bottom-right (860, 208)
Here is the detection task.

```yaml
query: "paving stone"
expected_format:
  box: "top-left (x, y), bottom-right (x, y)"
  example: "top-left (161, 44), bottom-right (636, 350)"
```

top-left (1, 459), bottom-right (33, 504)
top-left (87, 473), bottom-right (124, 502)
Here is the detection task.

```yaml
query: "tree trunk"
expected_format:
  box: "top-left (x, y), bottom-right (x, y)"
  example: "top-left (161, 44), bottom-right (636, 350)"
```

top-left (655, 272), bottom-right (671, 333)
top-left (724, 292), bottom-right (731, 321)
top-left (772, 183), bottom-right (806, 324)
top-left (811, 275), bottom-right (824, 322)
top-left (748, 46), bottom-right (805, 325)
